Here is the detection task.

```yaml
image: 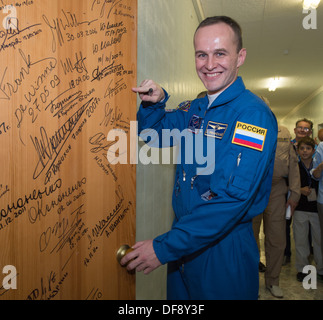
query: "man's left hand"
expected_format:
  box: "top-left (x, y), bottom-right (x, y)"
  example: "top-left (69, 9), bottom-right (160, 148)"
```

top-left (120, 240), bottom-right (162, 275)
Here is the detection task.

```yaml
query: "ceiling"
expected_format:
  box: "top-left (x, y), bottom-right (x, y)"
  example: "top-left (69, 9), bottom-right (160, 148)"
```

top-left (193, 0), bottom-right (323, 121)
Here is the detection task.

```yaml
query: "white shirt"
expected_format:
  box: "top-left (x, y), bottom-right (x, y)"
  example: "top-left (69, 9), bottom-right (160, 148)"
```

top-left (207, 92), bottom-right (221, 109)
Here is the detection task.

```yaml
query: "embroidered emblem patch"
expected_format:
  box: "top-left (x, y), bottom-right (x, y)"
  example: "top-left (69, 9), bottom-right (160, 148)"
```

top-left (177, 100), bottom-right (192, 112)
top-left (232, 122), bottom-right (267, 151)
top-left (204, 121), bottom-right (228, 139)
top-left (188, 115), bottom-right (202, 134)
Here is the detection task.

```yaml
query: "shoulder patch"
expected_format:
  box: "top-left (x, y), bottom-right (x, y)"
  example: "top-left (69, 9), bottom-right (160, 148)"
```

top-left (177, 100), bottom-right (192, 112)
top-left (232, 121), bottom-right (267, 151)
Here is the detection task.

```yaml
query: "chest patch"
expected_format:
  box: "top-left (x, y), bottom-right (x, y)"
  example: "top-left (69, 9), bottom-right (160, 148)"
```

top-left (204, 121), bottom-right (228, 139)
top-left (232, 121), bottom-right (267, 151)
top-left (188, 115), bottom-right (202, 134)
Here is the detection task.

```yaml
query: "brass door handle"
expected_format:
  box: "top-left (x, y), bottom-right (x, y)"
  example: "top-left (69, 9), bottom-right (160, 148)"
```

top-left (116, 244), bottom-right (133, 265)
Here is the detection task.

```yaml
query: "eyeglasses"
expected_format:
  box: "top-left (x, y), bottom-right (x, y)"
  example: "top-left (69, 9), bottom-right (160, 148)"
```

top-left (296, 127), bottom-right (311, 132)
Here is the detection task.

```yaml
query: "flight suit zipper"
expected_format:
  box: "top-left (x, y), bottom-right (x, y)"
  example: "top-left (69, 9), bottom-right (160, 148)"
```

top-left (191, 176), bottom-right (197, 190)
top-left (188, 102), bottom-right (220, 190)
top-left (187, 102), bottom-right (223, 190)
top-left (237, 153), bottom-right (242, 167)
top-left (190, 164), bottom-right (215, 189)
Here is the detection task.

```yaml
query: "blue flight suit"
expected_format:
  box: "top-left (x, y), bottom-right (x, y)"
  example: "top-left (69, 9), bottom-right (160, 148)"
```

top-left (137, 77), bottom-right (278, 300)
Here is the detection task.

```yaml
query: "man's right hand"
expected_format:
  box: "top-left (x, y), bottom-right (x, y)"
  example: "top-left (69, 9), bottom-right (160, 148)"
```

top-left (132, 79), bottom-right (165, 103)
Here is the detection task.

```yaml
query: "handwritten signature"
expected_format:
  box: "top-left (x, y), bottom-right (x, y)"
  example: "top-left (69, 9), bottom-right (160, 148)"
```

top-left (91, 61), bottom-right (124, 82)
top-left (91, 0), bottom-right (123, 18)
top-left (89, 132), bottom-right (117, 154)
top-left (0, 49), bottom-right (57, 102)
top-left (0, 21), bottom-right (41, 53)
top-left (42, 9), bottom-right (97, 52)
top-left (39, 204), bottom-right (86, 253)
top-left (31, 98), bottom-right (93, 183)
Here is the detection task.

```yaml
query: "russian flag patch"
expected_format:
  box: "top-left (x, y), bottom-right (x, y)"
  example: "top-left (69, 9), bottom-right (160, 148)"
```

top-left (232, 122), bottom-right (267, 151)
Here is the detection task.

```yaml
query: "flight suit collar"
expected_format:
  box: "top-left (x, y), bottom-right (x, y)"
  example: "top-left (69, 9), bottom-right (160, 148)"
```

top-left (204, 76), bottom-right (246, 110)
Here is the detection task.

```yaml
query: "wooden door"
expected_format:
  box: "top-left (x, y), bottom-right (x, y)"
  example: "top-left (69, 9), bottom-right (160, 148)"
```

top-left (0, 0), bottom-right (137, 300)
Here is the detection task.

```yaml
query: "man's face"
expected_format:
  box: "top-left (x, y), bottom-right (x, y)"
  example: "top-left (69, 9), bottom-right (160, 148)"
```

top-left (194, 23), bottom-right (246, 95)
top-left (294, 121), bottom-right (312, 140)
top-left (298, 144), bottom-right (314, 161)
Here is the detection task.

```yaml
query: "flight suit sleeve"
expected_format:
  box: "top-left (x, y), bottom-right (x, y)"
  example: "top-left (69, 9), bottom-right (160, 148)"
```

top-left (137, 90), bottom-right (190, 147)
top-left (153, 108), bottom-right (278, 264)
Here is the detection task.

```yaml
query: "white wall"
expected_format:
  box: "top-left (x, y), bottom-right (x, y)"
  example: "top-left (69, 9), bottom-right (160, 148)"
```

top-left (136, 0), bottom-right (203, 300)
top-left (280, 87), bottom-right (323, 139)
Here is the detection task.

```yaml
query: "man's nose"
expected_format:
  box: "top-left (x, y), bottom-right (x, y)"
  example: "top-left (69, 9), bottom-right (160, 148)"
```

top-left (206, 56), bottom-right (218, 70)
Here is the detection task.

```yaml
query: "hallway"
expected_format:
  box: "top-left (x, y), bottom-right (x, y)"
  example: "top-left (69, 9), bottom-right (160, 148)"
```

top-left (258, 224), bottom-right (323, 300)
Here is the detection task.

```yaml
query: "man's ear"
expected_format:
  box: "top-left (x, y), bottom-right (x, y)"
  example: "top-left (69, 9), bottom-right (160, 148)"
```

top-left (237, 48), bottom-right (247, 68)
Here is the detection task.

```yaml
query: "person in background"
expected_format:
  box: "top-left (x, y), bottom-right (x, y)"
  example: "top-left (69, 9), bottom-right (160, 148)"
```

top-left (291, 118), bottom-right (314, 148)
top-left (312, 140), bottom-right (323, 262)
top-left (293, 137), bottom-right (323, 282)
top-left (284, 118), bottom-right (315, 265)
top-left (121, 16), bottom-right (278, 300)
top-left (253, 124), bottom-right (300, 298)
top-left (316, 128), bottom-right (323, 144)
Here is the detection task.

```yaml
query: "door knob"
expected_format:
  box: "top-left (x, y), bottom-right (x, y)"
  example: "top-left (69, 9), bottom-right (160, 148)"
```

top-left (116, 244), bottom-right (133, 265)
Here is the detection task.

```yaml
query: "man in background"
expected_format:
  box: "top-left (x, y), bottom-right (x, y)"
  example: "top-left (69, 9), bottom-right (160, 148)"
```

top-left (253, 123), bottom-right (300, 298)
top-left (292, 118), bottom-right (314, 148)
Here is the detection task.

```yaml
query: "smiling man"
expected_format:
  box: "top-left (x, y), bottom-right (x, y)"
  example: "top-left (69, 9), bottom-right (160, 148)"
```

top-left (194, 18), bottom-right (246, 95)
top-left (122, 16), bottom-right (278, 300)
top-left (292, 118), bottom-right (314, 147)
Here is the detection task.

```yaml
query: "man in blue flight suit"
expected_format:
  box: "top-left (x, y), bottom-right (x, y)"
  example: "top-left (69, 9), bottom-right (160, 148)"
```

top-left (121, 16), bottom-right (278, 300)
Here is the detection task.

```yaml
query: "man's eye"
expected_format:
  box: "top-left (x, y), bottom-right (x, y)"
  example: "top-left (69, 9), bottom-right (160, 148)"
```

top-left (197, 53), bottom-right (206, 58)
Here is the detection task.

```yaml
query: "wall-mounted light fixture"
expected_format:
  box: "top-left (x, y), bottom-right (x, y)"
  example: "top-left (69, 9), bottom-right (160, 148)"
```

top-left (303, 0), bottom-right (321, 10)
top-left (268, 77), bottom-right (281, 92)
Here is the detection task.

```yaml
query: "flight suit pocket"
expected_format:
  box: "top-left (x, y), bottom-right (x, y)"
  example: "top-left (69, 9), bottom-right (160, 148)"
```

top-left (210, 151), bottom-right (257, 201)
top-left (226, 175), bottom-right (252, 200)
